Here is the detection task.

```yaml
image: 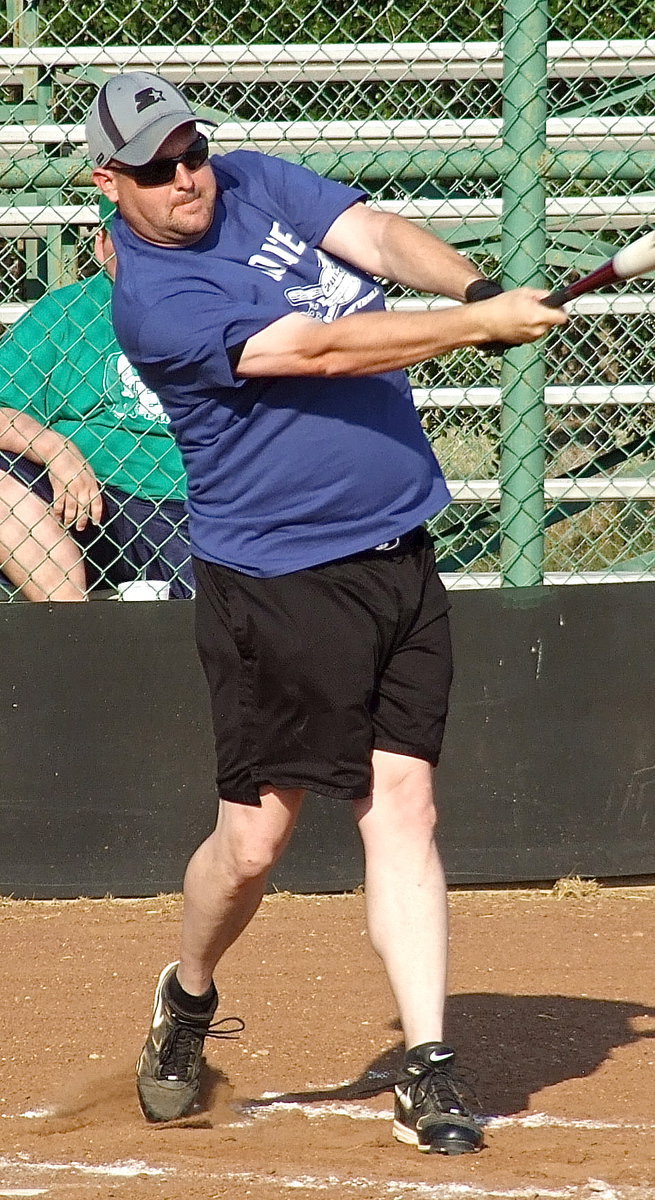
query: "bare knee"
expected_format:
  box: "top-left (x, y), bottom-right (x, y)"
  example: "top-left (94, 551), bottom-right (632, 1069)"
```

top-left (379, 787), bottom-right (438, 843)
top-left (357, 752), bottom-right (438, 842)
top-left (220, 828), bottom-right (286, 881)
top-left (211, 787), bottom-right (303, 882)
top-left (0, 473), bottom-right (86, 601)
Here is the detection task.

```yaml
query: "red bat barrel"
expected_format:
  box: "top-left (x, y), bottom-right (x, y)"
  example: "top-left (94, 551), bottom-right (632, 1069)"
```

top-left (542, 230), bottom-right (655, 308)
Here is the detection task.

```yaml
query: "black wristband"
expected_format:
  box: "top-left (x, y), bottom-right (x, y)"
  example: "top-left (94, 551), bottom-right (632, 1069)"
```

top-left (465, 278), bottom-right (504, 303)
top-left (464, 278), bottom-right (513, 355)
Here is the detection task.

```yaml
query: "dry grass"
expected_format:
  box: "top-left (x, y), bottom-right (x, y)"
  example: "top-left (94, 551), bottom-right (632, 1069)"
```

top-left (3, 881), bottom-right (655, 915)
top-left (550, 874), bottom-right (602, 900)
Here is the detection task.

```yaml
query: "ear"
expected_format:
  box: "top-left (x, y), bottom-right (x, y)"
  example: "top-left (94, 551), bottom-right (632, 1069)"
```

top-left (95, 230), bottom-right (116, 280)
top-left (92, 167), bottom-right (119, 205)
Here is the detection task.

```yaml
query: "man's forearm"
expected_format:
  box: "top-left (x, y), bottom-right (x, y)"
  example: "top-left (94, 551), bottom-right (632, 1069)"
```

top-left (0, 407), bottom-right (69, 465)
top-left (294, 305), bottom-right (496, 375)
top-left (237, 289), bottom-right (567, 379)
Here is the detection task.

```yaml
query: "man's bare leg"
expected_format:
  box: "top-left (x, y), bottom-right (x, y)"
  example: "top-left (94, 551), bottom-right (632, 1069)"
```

top-left (354, 748), bottom-right (482, 1154)
top-left (177, 786), bottom-right (305, 995)
top-left (353, 749), bottom-right (448, 1048)
top-left (0, 474), bottom-right (87, 600)
top-left (137, 786), bottom-right (305, 1121)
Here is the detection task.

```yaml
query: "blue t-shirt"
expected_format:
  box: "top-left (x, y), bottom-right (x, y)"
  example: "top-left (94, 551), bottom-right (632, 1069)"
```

top-left (111, 150), bottom-right (451, 576)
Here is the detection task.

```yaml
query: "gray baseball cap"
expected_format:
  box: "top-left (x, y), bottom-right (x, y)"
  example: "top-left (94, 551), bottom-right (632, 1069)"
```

top-left (86, 71), bottom-right (217, 167)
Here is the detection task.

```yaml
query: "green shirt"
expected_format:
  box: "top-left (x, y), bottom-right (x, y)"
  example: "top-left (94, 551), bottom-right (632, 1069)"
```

top-left (0, 272), bottom-right (187, 502)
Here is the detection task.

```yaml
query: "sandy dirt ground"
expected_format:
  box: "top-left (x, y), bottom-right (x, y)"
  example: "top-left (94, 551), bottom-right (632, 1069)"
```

top-left (0, 884), bottom-right (653, 1200)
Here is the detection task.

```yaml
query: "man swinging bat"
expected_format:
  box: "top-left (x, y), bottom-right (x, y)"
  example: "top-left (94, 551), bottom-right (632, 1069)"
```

top-left (85, 70), bottom-right (572, 1152)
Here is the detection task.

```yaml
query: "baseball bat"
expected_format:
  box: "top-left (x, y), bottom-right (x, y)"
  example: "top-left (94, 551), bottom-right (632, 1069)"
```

top-left (541, 230), bottom-right (655, 308)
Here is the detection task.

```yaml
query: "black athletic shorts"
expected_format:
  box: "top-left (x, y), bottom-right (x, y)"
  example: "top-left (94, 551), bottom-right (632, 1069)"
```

top-left (193, 526), bottom-right (452, 805)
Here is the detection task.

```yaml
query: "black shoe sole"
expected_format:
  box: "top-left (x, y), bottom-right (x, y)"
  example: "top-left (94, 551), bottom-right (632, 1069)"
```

top-left (393, 1118), bottom-right (483, 1154)
top-left (421, 1138), bottom-right (482, 1155)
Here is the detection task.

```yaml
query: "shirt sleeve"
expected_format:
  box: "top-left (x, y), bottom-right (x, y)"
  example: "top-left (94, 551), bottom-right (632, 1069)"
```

top-left (0, 298), bottom-right (60, 423)
top-left (228, 150), bottom-right (368, 248)
top-left (133, 288), bottom-right (282, 397)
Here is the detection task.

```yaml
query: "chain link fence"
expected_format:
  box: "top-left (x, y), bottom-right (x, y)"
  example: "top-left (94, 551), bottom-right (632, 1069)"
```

top-left (0, 0), bottom-right (653, 598)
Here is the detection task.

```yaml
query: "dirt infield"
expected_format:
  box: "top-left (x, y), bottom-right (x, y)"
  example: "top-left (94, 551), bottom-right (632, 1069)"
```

top-left (0, 884), bottom-right (653, 1199)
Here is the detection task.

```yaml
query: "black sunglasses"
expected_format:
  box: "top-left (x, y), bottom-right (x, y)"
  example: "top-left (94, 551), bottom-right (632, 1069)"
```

top-left (111, 134), bottom-right (209, 188)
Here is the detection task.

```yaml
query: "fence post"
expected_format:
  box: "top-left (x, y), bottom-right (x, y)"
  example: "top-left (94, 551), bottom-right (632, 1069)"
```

top-left (6, 0), bottom-right (60, 298)
top-left (499, 0), bottom-right (549, 586)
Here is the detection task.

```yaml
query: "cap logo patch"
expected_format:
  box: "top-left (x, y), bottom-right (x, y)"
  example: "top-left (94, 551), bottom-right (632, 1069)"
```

top-left (134, 87), bottom-right (165, 113)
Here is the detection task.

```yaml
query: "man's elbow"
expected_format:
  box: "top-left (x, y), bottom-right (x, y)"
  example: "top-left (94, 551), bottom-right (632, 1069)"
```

top-left (237, 347), bottom-right (332, 378)
top-left (283, 346), bottom-right (361, 377)
top-left (238, 331), bottom-right (340, 378)
top-left (320, 352), bottom-right (366, 377)
top-left (295, 326), bottom-right (362, 376)
top-left (285, 327), bottom-right (344, 376)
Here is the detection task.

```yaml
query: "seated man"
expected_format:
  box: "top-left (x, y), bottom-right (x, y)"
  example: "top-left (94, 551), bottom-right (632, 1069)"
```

top-left (0, 199), bottom-right (193, 600)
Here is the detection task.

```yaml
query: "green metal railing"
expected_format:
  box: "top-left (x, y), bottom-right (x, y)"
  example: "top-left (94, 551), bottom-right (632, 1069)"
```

top-left (0, 0), bottom-right (654, 599)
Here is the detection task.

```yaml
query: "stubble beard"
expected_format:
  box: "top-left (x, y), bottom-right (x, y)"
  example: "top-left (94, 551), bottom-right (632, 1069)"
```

top-left (167, 193), bottom-right (213, 242)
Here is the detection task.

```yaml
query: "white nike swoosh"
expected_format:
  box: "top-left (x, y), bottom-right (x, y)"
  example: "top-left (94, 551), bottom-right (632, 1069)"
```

top-left (395, 1087), bottom-right (414, 1111)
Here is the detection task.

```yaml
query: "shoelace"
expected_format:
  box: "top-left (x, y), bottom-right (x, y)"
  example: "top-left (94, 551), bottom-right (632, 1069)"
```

top-left (160, 1014), bottom-right (245, 1080)
top-left (400, 1063), bottom-right (475, 1118)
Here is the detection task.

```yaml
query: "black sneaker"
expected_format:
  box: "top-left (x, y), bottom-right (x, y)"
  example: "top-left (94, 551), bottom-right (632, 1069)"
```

top-left (393, 1042), bottom-right (484, 1154)
top-left (136, 961), bottom-right (244, 1123)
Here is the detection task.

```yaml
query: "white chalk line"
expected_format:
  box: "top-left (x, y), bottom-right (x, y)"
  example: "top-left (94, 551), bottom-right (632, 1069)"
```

top-left (488, 1113), bottom-right (655, 1131)
top-left (0, 1191), bottom-right (49, 1198)
top-left (3, 1106), bottom-right (655, 1197)
top-left (1, 1153), bottom-right (654, 1199)
top-left (170, 1174), bottom-right (655, 1199)
top-left (9, 1100), bottom-right (655, 1131)
top-left (1, 1161), bottom-right (654, 1200)
top-left (240, 1098), bottom-right (391, 1121)
top-left (0, 1155), bottom-right (169, 1179)
top-left (223, 1175), bottom-right (574, 1196)
top-left (236, 1100), bottom-right (655, 1132)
